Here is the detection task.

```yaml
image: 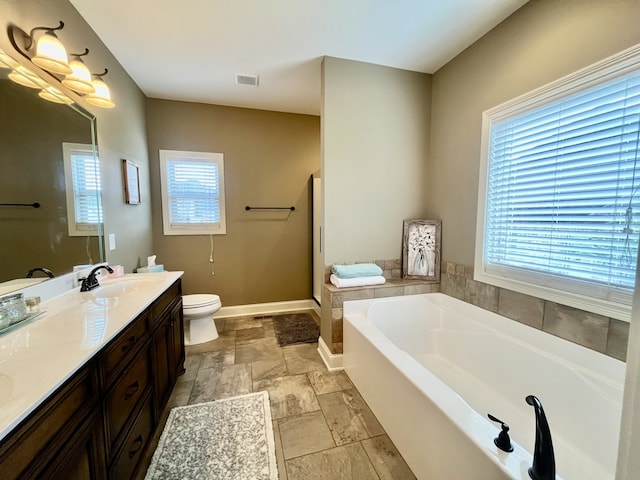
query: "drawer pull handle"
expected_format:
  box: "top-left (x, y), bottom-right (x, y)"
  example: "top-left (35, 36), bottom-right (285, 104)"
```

top-left (128, 434), bottom-right (144, 459)
top-left (120, 336), bottom-right (136, 353)
top-left (124, 380), bottom-right (140, 400)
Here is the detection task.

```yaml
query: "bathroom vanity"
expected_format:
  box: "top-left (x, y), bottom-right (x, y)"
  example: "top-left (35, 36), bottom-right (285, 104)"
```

top-left (0, 271), bottom-right (185, 480)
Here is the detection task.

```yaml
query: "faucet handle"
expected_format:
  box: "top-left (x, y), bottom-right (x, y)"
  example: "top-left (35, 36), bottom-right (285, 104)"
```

top-left (488, 413), bottom-right (514, 452)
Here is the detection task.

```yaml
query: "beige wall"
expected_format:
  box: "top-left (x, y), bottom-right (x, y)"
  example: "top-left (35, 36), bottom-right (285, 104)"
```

top-left (428, 0), bottom-right (640, 267)
top-left (145, 99), bottom-right (320, 306)
top-left (321, 57), bottom-right (432, 265)
top-left (0, 0), bottom-right (153, 274)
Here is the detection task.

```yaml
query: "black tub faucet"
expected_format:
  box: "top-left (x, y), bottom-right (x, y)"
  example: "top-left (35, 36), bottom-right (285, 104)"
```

top-left (26, 267), bottom-right (55, 278)
top-left (80, 265), bottom-right (114, 292)
top-left (526, 395), bottom-right (556, 480)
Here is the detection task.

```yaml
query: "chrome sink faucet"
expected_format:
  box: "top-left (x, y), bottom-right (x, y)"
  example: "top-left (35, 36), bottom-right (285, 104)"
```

top-left (526, 395), bottom-right (556, 480)
top-left (80, 265), bottom-right (114, 292)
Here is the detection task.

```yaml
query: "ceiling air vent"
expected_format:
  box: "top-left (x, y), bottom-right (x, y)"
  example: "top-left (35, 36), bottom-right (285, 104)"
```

top-left (235, 73), bottom-right (259, 86)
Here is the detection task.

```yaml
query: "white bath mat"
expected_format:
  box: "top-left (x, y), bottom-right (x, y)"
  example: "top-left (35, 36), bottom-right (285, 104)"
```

top-left (144, 391), bottom-right (278, 480)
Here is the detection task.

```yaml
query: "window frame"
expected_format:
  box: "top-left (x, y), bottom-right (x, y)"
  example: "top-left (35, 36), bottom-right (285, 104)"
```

top-left (158, 149), bottom-right (227, 236)
top-left (475, 44), bottom-right (640, 322)
top-left (62, 142), bottom-right (102, 237)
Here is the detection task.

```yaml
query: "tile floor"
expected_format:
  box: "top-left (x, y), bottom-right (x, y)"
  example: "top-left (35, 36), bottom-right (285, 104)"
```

top-left (138, 310), bottom-right (416, 480)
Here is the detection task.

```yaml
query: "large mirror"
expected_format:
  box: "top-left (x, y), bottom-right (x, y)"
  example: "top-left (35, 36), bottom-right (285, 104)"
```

top-left (0, 47), bottom-right (104, 294)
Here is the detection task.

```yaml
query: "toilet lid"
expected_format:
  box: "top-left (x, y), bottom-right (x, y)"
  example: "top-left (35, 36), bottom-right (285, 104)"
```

top-left (183, 294), bottom-right (221, 308)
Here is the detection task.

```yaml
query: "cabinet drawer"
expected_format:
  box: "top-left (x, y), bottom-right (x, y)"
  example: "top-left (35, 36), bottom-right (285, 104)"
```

top-left (109, 392), bottom-right (154, 480)
top-left (100, 313), bottom-right (149, 388)
top-left (104, 344), bottom-right (151, 451)
top-left (150, 280), bottom-right (181, 328)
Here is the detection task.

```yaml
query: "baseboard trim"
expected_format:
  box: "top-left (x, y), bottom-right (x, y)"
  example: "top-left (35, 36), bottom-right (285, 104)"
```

top-left (217, 299), bottom-right (317, 319)
top-left (318, 337), bottom-right (343, 371)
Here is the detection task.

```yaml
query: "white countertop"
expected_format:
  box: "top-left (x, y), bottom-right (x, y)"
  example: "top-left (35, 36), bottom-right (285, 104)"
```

top-left (0, 271), bottom-right (183, 441)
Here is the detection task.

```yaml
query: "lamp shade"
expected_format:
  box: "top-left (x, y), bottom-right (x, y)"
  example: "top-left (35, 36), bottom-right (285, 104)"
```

top-left (8, 66), bottom-right (44, 89)
top-left (31, 33), bottom-right (72, 75)
top-left (39, 86), bottom-right (73, 104)
top-left (85, 78), bottom-right (115, 108)
top-left (62, 58), bottom-right (95, 94)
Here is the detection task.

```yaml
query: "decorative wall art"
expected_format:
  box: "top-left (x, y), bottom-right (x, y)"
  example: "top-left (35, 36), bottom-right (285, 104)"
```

top-left (402, 219), bottom-right (441, 281)
top-left (122, 159), bottom-right (140, 204)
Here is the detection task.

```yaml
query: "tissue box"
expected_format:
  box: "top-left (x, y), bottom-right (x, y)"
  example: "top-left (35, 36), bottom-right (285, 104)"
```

top-left (137, 264), bottom-right (165, 273)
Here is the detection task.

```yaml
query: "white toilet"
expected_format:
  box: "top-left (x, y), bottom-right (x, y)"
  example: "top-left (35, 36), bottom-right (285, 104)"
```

top-left (182, 294), bottom-right (222, 345)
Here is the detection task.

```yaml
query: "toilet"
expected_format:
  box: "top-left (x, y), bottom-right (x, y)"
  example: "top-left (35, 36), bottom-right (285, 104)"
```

top-left (182, 294), bottom-right (222, 345)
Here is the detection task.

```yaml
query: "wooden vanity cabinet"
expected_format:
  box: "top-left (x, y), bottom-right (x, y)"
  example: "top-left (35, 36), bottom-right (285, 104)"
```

top-left (42, 408), bottom-right (107, 480)
top-left (0, 279), bottom-right (185, 480)
top-left (152, 298), bottom-right (185, 416)
top-left (0, 363), bottom-right (101, 480)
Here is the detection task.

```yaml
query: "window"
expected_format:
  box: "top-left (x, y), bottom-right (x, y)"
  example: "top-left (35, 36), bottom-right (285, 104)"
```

top-left (62, 143), bottom-right (102, 236)
top-left (475, 45), bottom-right (640, 321)
top-left (159, 150), bottom-right (226, 235)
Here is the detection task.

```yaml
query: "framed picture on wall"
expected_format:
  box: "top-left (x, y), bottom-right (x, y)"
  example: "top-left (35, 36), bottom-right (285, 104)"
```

top-left (122, 159), bottom-right (141, 205)
top-left (402, 219), bottom-right (441, 281)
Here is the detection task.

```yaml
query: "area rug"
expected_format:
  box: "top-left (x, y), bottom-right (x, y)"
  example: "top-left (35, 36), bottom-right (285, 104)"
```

top-left (144, 391), bottom-right (278, 480)
top-left (272, 312), bottom-right (320, 346)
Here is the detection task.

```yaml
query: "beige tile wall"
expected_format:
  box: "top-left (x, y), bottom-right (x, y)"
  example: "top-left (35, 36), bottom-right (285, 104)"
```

top-left (440, 261), bottom-right (629, 361)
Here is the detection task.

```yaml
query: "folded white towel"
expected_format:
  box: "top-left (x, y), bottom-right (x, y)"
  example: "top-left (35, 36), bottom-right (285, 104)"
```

top-left (330, 274), bottom-right (386, 289)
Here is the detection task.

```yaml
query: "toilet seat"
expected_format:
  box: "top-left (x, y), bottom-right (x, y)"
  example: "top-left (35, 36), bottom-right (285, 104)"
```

top-left (183, 294), bottom-right (221, 309)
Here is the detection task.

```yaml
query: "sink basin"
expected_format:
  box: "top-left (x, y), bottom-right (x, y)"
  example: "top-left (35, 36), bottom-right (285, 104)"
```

top-left (89, 275), bottom-right (165, 299)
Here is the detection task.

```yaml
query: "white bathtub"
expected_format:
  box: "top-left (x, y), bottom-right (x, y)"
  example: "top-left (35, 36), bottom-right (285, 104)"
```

top-left (343, 293), bottom-right (625, 480)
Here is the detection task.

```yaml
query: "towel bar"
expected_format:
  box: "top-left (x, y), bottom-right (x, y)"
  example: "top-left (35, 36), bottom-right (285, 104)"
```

top-left (0, 202), bottom-right (40, 208)
top-left (245, 206), bottom-right (295, 211)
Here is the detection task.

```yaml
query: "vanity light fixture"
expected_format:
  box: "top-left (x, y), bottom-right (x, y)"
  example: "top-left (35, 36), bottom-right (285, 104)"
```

top-left (85, 69), bottom-right (115, 108)
top-left (61, 48), bottom-right (95, 94)
top-left (8, 21), bottom-right (115, 108)
top-left (25, 22), bottom-right (72, 75)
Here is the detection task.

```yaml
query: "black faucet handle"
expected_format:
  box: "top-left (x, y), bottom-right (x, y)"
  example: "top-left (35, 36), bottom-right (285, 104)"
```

top-left (488, 413), bottom-right (514, 452)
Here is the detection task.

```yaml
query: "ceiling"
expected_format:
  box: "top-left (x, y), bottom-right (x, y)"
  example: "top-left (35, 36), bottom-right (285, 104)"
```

top-left (70, 0), bottom-right (528, 115)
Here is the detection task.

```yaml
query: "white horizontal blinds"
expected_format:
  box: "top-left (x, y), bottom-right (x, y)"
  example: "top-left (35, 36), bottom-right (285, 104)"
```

top-left (166, 157), bottom-right (220, 227)
top-left (486, 70), bottom-right (640, 297)
top-left (71, 151), bottom-right (102, 228)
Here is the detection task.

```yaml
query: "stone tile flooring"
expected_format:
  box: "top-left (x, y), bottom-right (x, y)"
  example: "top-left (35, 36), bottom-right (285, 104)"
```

top-left (138, 310), bottom-right (416, 480)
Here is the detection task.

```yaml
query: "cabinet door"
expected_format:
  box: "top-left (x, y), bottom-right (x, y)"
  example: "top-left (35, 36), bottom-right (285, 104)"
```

top-left (169, 301), bottom-right (185, 380)
top-left (43, 409), bottom-right (106, 480)
top-left (152, 316), bottom-right (172, 415)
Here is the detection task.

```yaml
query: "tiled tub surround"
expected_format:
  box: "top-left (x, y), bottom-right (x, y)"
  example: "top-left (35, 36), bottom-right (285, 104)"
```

top-left (441, 261), bottom-right (630, 361)
top-left (321, 260), bottom-right (439, 355)
top-left (137, 311), bottom-right (416, 480)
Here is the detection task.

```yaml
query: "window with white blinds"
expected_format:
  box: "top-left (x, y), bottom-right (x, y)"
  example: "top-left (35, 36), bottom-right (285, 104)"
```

top-left (159, 150), bottom-right (226, 235)
top-left (475, 46), bottom-right (640, 321)
top-left (62, 143), bottom-right (102, 236)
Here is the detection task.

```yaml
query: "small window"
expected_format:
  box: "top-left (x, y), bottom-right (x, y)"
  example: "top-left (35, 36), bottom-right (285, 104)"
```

top-left (475, 45), bottom-right (640, 321)
top-left (62, 143), bottom-right (102, 236)
top-left (159, 150), bottom-right (226, 235)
